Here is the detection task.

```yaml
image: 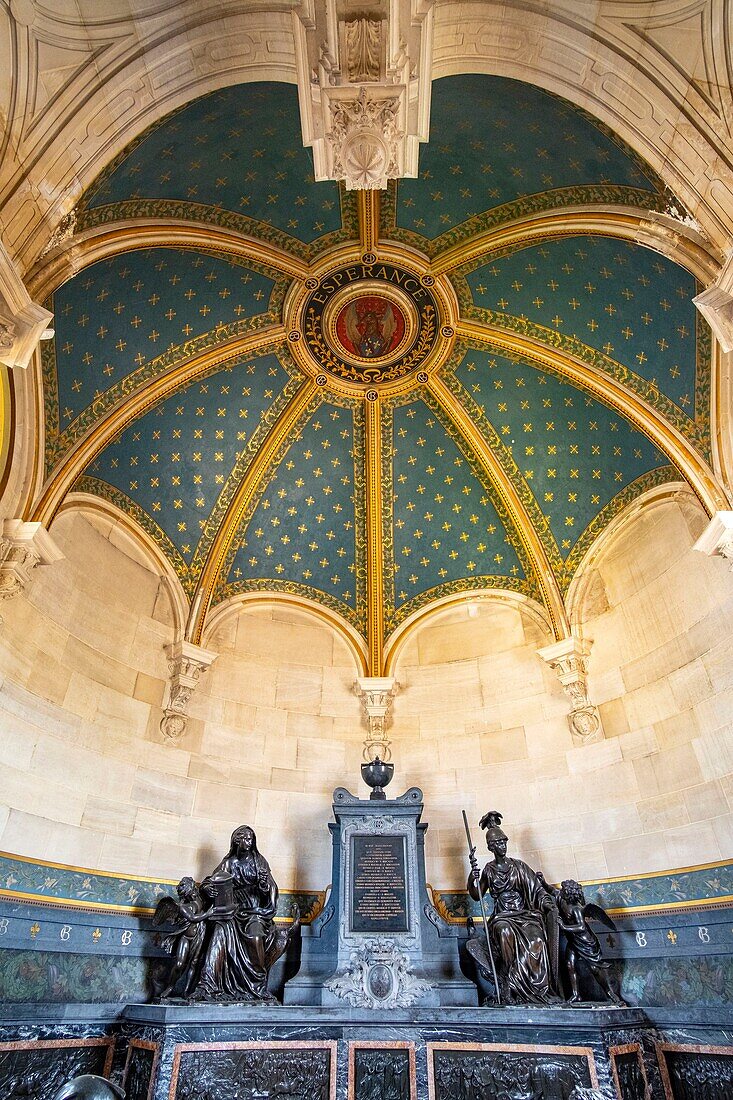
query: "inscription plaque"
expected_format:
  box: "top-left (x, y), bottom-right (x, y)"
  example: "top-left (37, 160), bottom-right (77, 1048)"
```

top-left (351, 834), bottom-right (409, 933)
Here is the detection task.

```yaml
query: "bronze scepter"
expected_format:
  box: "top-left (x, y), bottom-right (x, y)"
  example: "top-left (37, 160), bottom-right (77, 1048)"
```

top-left (462, 809), bottom-right (501, 1004)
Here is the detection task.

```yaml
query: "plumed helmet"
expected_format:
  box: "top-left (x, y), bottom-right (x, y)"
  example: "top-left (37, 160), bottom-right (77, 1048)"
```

top-left (52, 1076), bottom-right (126, 1100)
top-left (478, 810), bottom-right (507, 843)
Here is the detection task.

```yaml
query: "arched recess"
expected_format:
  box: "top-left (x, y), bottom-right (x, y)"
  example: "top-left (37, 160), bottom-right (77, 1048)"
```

top-left (202, 591), bottom-right (369, 677)
top-left (564, 480), bottom-right (704, 630)
top-left (57, 491), bottom-right (189, 640)
top-left (383, 587), bottom-right (553, 677)
top-left (430, 3), bottom-right (733, 251)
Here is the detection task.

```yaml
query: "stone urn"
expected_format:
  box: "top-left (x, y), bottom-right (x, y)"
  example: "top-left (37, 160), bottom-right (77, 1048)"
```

top-left (361, 757), bottom-right (394, 800)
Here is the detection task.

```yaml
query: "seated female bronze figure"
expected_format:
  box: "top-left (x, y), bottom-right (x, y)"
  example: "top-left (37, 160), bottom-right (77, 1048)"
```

top-left (153, 824), bottom-right (299, 1003)
top-left (467, 811), bottom-right (559, 1005)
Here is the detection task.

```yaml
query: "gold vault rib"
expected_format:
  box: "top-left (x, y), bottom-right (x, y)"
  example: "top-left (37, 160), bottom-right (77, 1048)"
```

top-left (364, 396), bottom-right (386, 675)
top-left (357, 191), bottom-right (381, 255)
top-left (188, 380), bottom-right (319, 645)
top-left (30, 326), bottom-right (286, 526)
top-left (458, 318), bottom-right (726, 516)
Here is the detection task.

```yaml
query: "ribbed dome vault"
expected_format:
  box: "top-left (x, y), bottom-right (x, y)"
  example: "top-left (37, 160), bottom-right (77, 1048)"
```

top-left (30, 75), bottom-right (723, 676)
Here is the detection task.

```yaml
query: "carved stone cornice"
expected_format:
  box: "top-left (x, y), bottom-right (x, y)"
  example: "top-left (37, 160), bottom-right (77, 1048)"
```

top-left (355, 675), bottom-right (398, 760)
top-left (0, 241), bottom-right (53, 371)
top-left (537, 636), bottom-right (603, 746)
top-left (692, 510), bottom-right (733, 568)
top-left (694, 253), bottom-right (733, 354)
top-left (0, 519), bottom-right (64, 619)
top-left (160, 640), bottom-right (218, 743)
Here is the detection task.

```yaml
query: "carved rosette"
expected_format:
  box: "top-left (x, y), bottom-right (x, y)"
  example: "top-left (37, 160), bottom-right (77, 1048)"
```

top-left (537, 637), bottom-right (603, 745)
top-left (329, 89), bottom-right (401, 190)
top-left (355, 676), bottom-right (398, 760)
top-left (0, 520), bottom-right (63, 621)
top-left (160, 640), bottom-right (217, 743)
top-left (326, 938), bottom-right (431, 1008)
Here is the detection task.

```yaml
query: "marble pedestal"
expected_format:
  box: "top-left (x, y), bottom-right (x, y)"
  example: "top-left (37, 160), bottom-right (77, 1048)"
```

top-left (119, 1002), bottom-right (665, 1100)
top-left (284, 785), bottom-right (475, 1008)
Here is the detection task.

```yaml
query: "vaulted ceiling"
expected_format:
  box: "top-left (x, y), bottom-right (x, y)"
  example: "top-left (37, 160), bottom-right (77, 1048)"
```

top-left (30, 74), bottom-right (724, 673)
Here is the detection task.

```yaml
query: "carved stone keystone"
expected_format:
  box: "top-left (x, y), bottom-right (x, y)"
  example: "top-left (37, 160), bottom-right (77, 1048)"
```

top-left (160, 640), bottom-right (217, 743)
top-left (537, 636), bottom-right (603, 746)
top-left (692, 510), bottom-right (733, 567)
top-left (0, 520), bottom-right (63, 620)
top-left (355, 675), bottom-right (398, 760)
top-left (694, 253), bottom-right (733, 352)
top-left (294, 0), bottom-right (434, 188)
top-left (0, 241), bottom-right (54, 370)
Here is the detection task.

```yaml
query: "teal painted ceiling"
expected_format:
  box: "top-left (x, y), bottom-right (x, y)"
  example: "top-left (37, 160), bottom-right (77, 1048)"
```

top-left (80, 83), bottom-right (344, 248)
top-left (36, 76), bottom-right (716, 655)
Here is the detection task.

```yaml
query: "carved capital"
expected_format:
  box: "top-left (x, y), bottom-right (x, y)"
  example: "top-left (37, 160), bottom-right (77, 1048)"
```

top-left (328, 88), bottom-right (402, 190)
top-left (0, 520), bottom-right (63, 617)
top-left (160, 640), bottom-right (217, 742)
top-left (0, 241), bottom-right (54, 370)
top-left (537, 636), bottom-right (603, 745)
top-left (694, 252), bottom-right (733, 353)
top-left (692, 510), bottom-right (733, 567)
top-left (355, 675), bottom-right (398, 761)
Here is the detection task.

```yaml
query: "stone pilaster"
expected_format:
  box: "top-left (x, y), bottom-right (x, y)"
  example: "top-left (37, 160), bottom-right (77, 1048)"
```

top-left (537, 636), bottom-right (603, 746)
top-left (0, 520), bottom-right (63, 619)
top-left (692, 510), bottom-right (733, 567)
top-left (293, 0), bottom-right (434, 188)
top-left (694, 253), bottom-right (733, 352)
top-left (0, 241), bottom-right (54, 370)
top-left (160, 640), bottom-right (217, 743)
top-left (355, 676), bottom-right (398, 760)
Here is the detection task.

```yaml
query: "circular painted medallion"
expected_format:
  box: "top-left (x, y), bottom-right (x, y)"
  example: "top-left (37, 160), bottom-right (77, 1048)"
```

top-left (300, 262), bottom-right (442, 388)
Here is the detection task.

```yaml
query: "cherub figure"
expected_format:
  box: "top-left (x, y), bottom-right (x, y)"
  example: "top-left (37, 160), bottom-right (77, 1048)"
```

top-left (153, 876), bottom-right (211, 999)
top-left (554, 879), bottom-right (626, 1006)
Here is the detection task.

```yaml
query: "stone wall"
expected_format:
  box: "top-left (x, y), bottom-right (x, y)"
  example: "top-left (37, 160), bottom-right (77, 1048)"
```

top-left (0, 496), bottom-right (731, 894)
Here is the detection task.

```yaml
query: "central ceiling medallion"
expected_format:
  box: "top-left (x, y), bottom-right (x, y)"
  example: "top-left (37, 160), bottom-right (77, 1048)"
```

top-left (289, 257), bottom-right (456, 396)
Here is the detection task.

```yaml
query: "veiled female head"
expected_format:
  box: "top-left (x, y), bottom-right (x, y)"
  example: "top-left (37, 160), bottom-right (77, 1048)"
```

top-left (229, 825), bottom-right (257, 856)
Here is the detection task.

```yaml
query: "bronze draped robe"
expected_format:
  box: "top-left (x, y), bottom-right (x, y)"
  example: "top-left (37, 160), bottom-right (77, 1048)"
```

top-left (484, 857), bottom-right (555, 1004)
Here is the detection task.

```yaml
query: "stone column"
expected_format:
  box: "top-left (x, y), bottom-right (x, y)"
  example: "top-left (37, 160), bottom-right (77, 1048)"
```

top-left (537, 636), bottom-right (603, 745)
top-left (355, 676), bottom-right (398, 760)
top-left (160, 640), bottom-right (217, 743)
top-left (0, 519), bottom-right (63, 620)
top-left (692, 510), bottom-right (733, 566)
top-left (0, 241), bottom-right (54, 370)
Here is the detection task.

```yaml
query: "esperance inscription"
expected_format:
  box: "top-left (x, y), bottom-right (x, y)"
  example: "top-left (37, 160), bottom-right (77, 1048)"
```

top-left (350, 834), bottom-right (409, 934)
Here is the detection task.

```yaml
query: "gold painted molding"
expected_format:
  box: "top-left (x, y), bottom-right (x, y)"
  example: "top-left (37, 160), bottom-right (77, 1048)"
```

top-left (431, 208), bottom-right (719, 283)
top-left (364, 396), bottom-right (386, 675)
top-left (28, 222), bottom-right (310, 302)
top-left (188, 379), bottom-right (319, 644)
top-left (458, 318), bottom-right (728, 516)
top-left (29, 326), bottom-right (285, 526)
top-left (357, 191), bottom-right (381, 255)
top-left (428, 373), bottom-right (571, 640)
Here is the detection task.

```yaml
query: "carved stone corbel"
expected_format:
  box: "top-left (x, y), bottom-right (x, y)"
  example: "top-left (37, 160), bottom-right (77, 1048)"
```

top-left (694, 252), bottom-right (733, 353)
top-left (294, 0), bottom-right (434, 188)
top-left (0, 520), bottom-right (64, 620)
top-left (355, 675), bottom-right (398, 760)
top-left (692, 510), bottom-right (733, 567)
top-left (160, 640), bottom-right (217, 743)
top-left (0, 241), bottom-right (54, 370)
top-left (537, 636), bottom-right (603, 745)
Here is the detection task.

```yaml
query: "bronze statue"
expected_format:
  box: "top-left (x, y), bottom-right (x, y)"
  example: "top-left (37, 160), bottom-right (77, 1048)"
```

top-left (466, 811), bottom-right (559, 1005)
top-left (195, 825), bottom-right (299, 1002)
top-left (553, 878), bottom-right (626, 1006)
top-left (153, 876), bottom-right (211, 998)
top-left (53, 1077), bottom-right (125, 1100)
